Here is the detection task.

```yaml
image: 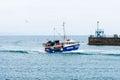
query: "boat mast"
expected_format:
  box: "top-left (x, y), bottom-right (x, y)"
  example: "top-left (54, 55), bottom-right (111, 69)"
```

top-left (53, 27), bottom-right (55, 41)
top-left (62, 22), bottom-right (66, 40)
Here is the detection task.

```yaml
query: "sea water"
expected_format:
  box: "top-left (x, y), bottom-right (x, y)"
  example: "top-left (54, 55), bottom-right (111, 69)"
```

top-left (0, 36), bottom-right (120, 80)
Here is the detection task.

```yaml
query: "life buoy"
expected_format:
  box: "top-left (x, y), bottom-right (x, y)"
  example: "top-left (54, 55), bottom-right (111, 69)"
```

top-left (56, 44), bottom-right (62, 48)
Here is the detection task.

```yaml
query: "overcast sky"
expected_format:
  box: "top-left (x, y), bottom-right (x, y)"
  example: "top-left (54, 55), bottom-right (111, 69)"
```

top-left (0, 0), bottom-right (120, 35)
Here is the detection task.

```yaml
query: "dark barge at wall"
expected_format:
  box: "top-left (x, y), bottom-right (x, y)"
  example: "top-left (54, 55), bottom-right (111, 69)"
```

top-left (88, 21), bottom-right (120, 45)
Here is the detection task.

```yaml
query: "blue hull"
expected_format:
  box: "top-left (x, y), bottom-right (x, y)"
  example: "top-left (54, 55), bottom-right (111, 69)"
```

top-left (45, 44), bottom-right (79, 53)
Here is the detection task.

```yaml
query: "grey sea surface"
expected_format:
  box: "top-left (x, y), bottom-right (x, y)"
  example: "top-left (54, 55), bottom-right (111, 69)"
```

top-left (0, 36), bottom-right (120, 80)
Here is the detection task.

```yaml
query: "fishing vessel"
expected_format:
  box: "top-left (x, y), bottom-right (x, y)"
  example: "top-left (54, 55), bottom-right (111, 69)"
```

top-left (43, 22), bottom-right (80, 53)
